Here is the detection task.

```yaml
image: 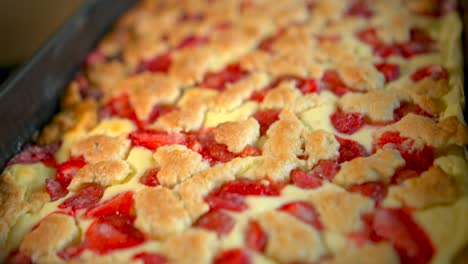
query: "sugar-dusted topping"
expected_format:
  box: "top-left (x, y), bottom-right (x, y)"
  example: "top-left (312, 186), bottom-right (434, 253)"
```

top-left (213, 118), bottom-right (260, 153)
top-left (152, 102), bottom-right (207, 132)
top-left (323, 242), bottom-right (400, 264)
top-left (261, 83), bottom-right (319, 113)
top-left (134, 187), bottom-right (190, 239)
top-left (313, 0), bottom-right (348, 22)
top-left (257, 210), bottom-right (328, 263)
top-left (302, 129), bottom-right (340, 169)
top-left (161, 229), bottom-right (218, 264)
top-left (385, 166), bottom-right (458, 209)
top-left (70, 135), bottom-right (130, 163)
top-left (404, 78), bottom-right (450, 99)
top-left (338, 90), bottom-right (409, 122)
top-left (374, 114), bottom-right (468, 148)
top-left (376, 9), bottom-right (413, 43)
top-left (19, 214), bottom-right (78, 263)
top-left (112, 72), bottom-right (180, 120)
top-left (268, 52), bottom-right (316, 78)
top-left (334, 149), bottom-right (404, 188)
top-left (153, 145), bottom-right (208, 188)
top-left (88, 61), bottom-right (128, 92)
top-left (237, 50), bottom-right (271, 72)
top-left (309, 185), bottom-right (374, 233)
top-left (68, 160), bottom-right (131, 191)
top-left (210, 72), bottom-right (269, 111)
top-left (271, 25), bottom-right (316, 55)
top-left (169, 47), bottom-right (215, 86)
top-left (258, 109), bottom-right (304, 180)
top-left (337, 60), bottom-right (385, 91)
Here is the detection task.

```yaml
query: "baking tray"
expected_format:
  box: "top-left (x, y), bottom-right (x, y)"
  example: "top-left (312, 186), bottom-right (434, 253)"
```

top-left (0, 1), bottom-right (467, 170)
top-left (0, 0), bottom-right (137, 169)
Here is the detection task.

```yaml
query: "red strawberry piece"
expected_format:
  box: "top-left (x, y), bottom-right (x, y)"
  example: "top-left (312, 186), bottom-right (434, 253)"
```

top-left (278, 201), bottom-right (323, 230)
top-left (336, 136), bottom-right (368, 163)
top-left (253, 109), bottom-right (280, 136)
top-left (237, 145), bottom-right (262, 158)
top-left (310, 160), bottom-right (341, 181)
top-left (410, 65), bottom-right (448, 82)
top-left (375, 63), bottom-right (400, 83)
top-left (140, 168), bottom-right (160, 187)
top-left (245, 220), bottom-right (268, 252)
top-left (296, 78), bottom-right (321, 94)
top-left (83, 215), bottom-right (145, 254)
top-left (103, 94), bottom-right (140, 125)
top-left (346, 2), bottom-right (373, 18)
top-left (5, 251), bottom-right (33, 264)
top-left (349, 182), bottom-right (387, 204)
top-left (372, 208), bottom-right (434, 264)
top-left (321, 70), bottom-right (350, 96)
top-left (205, 192), bottom-right (248, 212)
top-left (178, 12), bottom-right (204, 22)
top-left (201, 139), bottom-right (237, 164)
top-left (356, 27), bottom-right (381, 48)
top-left (257, 29), bottom-right (285, 53)
top-left (400, 28), bottom-right (434, 58)
top-left (58, 184), bottom-right (104, 211)
top-left (330, 111), bottom-right (365, 134)
top-left (375, 43), bottom-right (402, 58)
top-left (393, 102), bottom-right (433, 122)
top-left (143, 53), bottom-right (172, 73)
top-left (133, 252), bottom-right (168, 264)
top-left (290, 169), bottom-right (323, 189)
top-left (84, 50), bottom-right (106, 67)
top-left (46, 178), bottom-right (69, 201)
top-left (213, 248), bottom-right (251, 264)
top-left (7, 143), bottom-right (60, 167)
top-left (199, 64), bottom-right (248, 91)
top-left (177, 35), bottom-right (209, 49)
top-left (129, 130), bottom-right (187, 151)
top-left (195, 210), bottom-right (236, 237)
top-left (56, 159), bottom-right (87, 188)
top-left (86, 191), bottom-right (134, 219)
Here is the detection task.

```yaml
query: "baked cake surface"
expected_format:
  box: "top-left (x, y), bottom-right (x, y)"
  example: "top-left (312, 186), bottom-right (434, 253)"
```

top-left (1, 0), bottom-right (468, 263)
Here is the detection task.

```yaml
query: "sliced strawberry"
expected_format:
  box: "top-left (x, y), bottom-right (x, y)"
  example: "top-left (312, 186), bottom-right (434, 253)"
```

top-left (237, 145), bottom-right (262, 158)
top-left (375, 132), bottom-right (434, 172)
top-left (213, 248), bottom-right (251, 264)
top-left (336, 136), bottom-right (369, 163)
top-left (278, 201), bottom-right (323, 230)
top-left (199, 64), bottom-right (248, 91)
top-left (84, 215), bottom-right (145, 254)
top-left (205, 192), bottom-right (248, 212)
top-left (86, 192), bottom-right (134, 219)
top-left (177, 35), bottom-right (209, 49)
top-left (56, 159), bottom-right (87, 188)
top-left (400, 28), bottom-right (434, 58)
top-left (46, 178), bottom-right (69, 201)
top-left (321, 70), bottom-right (350, 96)
top-left (253, 109), bottom-right (280, 136)
top-left (356, 27), bottom-right (380, 48)
top-left (375, 63), bottom-right (400, 83)
top-left (140, 168), bottom-right (160, 187)
top-left (249, 89), bottom-right (269, 102)
top-left (393, 102), bottom-right (434, 122)
top-left (349, 182), bottom-right (387, 204)
top-left (290, 169), bottom-right (323, 189)
top-left (257, 29), bottom-right (285, 53)
top-left (58, 184), bottom-right (104, 211)
top-left (195, 210), bottom-right (235, 237)
top-left (372, 208), bottom-right (434, 264)
top-left (375, 44), bottom-right (402, 58)
top-left (330, 111), bottom-right (365, 134)
top-left (201, 139), bottom-right (237, 164)
top-left (129, 130), bottom-right (187, 151)
top-left (346, 2), bottom-right (373, 18)
top-left (5, 251), bottom-right (33, 264)
top-left (296, 78), bottom-right (321, 94)
top-left (103, 94), bottom-right (139, 125)
top-left (143, 53), bottom-right (172, 73)
top-left (309, 160), bottom-right (340, 181)
top-left (410, 65), bottom-right (448, 82)
top-left (7, 143), bottom-right (59, 167)
top-left (205, 179), bottom-right (282, 212)
top-left (133, 252), bottom-right (168, 264)
top-left (245, 220), bottom-right (268, 252)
